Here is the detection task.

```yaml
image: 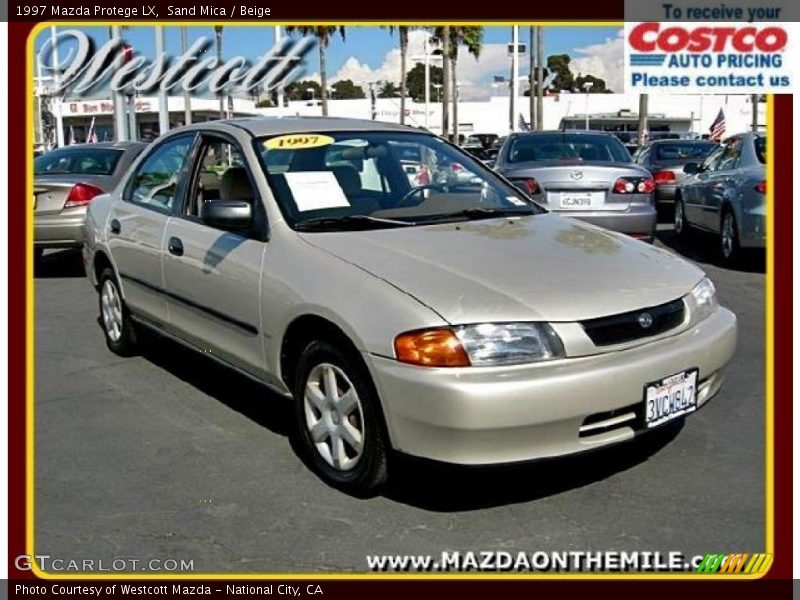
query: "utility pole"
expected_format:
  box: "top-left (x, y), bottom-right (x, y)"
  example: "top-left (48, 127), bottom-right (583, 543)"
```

top-left (111, 26), bottom-right (128, 141)
top-left (441, 27), bottom-right (450, 139)
top-left (50, 26), bottom-right (65, 147)
top-left (637, 94), bottom-right (649, 146)
top-left (181, 27), bottom-right (192, 125)
top-left (275, 26), bottom-right (285, 109)
top-left (536, 26), bottom-right (544, 130)
top-left (529, 26), bottom-right (535, 130)
top-left (510, 26), bottom-right (519, 133)
top-left (215, 26), bottom-right (224, 119)
top-left (155, 27), bottom-right (170, 135)
top-left (751, 94), bottom-right (759, 132)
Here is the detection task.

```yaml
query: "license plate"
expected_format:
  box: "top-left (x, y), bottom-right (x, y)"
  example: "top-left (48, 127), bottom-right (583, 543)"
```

top-left (555, 191), bottom-right (604, 209)
top-left (644, 369), bottom-right (698, 428)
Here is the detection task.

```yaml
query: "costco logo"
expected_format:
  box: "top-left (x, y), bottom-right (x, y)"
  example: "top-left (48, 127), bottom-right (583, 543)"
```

top-left (629, 23), bottom-right (787, 66)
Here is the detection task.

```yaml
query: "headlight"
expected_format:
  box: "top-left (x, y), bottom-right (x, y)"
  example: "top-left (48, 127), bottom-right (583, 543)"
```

top-left (688, 277), bottom-right (717, 323)
top-left (395, 323), bottom-right (565, 367)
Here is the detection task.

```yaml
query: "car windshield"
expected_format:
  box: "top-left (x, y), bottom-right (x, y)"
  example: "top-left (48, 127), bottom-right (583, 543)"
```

top-left (34, 147), bottom-right (123, 176)
top-left (256, 131), bottom-right (541, 230)
top-left (754, 137), bottom-right (767, 164)
top-left (654, 142), bottom-right (717, 162)
top-left (506, 133), bottom-right (631, 163)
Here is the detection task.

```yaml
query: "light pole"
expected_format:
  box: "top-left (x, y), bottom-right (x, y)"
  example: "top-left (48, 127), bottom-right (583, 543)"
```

top-left (155, 26), bottom-right (169, 135)
top-left (275, 26), bottom-right (285, 109)
top-left (110, 26), bottom-right (127, 141)
top-left (510, 25), bottom-right (519, 133)
top-left (582, 81), bottom-right (593, 130)
top-left (49, 26), bottom-right (65, 147)
top-left (215, 26), bottom-right (224, 120)
top-left (181, 27), bottom-right (192, 125)
top-left (411, 36), bottom-right (442, 130)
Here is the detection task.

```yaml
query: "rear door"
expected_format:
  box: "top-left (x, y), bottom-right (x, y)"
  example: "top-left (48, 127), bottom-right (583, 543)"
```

top-left (107, 134), bottom-right (197, 324)
top-left (682, 145), bottom-right (723, 227)
top-left (161, 132), bottom-right (268, 376)
top-left (702, 138), bottom-right (742, 229)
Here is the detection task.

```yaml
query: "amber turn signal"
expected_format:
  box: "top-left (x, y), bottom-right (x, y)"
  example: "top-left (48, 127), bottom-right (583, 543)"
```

top-left (394, 328), bottom-right (471, 367)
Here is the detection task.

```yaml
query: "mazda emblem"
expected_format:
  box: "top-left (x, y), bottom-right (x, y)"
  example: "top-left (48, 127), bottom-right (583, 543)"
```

top-left (638, 312), bottom-right (654, 329)
top-left (570, 170), bottom-right (583, 181)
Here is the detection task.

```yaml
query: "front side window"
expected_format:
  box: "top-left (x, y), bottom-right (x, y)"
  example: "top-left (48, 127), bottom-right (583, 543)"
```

top-left (255, 131), bottom-right (541, 230)
top-left (506, 133), bottom-right (631, 164)
top-left (126, 135), bottom-right (194, 211)
top-left (754, 137), bottom-right (767, 164)
top-left (714, 139), bottom-right (742, 172)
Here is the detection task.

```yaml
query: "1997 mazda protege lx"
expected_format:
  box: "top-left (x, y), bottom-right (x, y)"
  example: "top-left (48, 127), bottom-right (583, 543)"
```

top-left (83, 118), bottom-right (737, 494)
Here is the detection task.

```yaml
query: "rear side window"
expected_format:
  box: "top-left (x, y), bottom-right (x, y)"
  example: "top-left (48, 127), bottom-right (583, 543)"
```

top-left (125, 136), bottom-right (194, 211)
top-left (754, 137), bottom-right (767, 164)
top-left (507, 134), bottom-right (631, 163)
top-left (34, 148), bottom-right (123, 176)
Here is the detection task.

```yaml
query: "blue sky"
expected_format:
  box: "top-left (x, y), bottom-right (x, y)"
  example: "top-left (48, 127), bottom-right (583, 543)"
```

top-left (35, 25), bottom-right (624, 97)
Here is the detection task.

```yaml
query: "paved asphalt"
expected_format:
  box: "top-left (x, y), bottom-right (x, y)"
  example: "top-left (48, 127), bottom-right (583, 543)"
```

top-left (34, 225), bottom-right (766, 574)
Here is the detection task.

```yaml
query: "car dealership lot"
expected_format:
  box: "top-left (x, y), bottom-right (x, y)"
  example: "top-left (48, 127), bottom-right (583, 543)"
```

top-left (34, 227), bottom-right (765, 573)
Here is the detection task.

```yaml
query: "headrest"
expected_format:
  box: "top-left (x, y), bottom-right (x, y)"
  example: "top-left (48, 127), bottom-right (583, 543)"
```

top-left (220, 167), bottom-right (254, 202)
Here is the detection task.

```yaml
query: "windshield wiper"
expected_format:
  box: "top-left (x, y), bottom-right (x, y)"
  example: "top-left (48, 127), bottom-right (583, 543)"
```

top-left (414, 206), bottom-right (537, 224)
top-left (294, 215), bottom-right (415, 232)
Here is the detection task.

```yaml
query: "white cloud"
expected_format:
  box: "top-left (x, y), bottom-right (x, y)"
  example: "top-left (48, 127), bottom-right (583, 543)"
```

top-left (569, 30), bottom-right (624, 93)
top-left (323, 28), bottom-right (624, 99)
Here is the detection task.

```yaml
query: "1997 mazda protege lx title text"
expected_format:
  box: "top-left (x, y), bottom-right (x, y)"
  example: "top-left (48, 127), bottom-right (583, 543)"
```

top-left (82, 117), bottom-right (737, 494)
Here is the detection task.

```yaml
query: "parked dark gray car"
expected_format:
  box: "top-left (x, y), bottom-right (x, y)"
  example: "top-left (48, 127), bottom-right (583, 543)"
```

top-left (635, 139), bottom-right (718, 213)
top-left (675, 132), bottom-right (766, 264)
top-left (33, 142), bottom-right (146, 261)
top-left (495, 131), bottom-right (657, 241)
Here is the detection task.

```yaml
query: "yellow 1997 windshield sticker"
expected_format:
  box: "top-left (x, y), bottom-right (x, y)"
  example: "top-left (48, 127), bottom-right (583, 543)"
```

top-left (264, 134), bottom-right (335, 150)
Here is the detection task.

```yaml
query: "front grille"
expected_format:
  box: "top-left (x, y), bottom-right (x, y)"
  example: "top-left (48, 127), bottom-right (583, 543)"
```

top-left (581, 298), bottom-right (686, 347)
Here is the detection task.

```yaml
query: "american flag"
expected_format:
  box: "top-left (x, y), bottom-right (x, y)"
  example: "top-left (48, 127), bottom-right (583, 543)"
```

top-left (518, 114), bottom-right (530, 131)
top-left (709, 109), bottom-right (726, 141)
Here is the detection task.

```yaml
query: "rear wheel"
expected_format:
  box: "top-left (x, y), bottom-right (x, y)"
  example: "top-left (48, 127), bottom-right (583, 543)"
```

top-left (98, 268), bottom-right (138, 356)
top-left (292, 340), bottom-right (388, 496)
top-left (720, 209), bottom-right (741, 265)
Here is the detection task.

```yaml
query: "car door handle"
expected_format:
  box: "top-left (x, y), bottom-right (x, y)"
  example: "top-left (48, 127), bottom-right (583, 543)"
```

top-left (109, 219), bottom-right (121, 234)
top-left (168, 237), bottom-right (184, 257)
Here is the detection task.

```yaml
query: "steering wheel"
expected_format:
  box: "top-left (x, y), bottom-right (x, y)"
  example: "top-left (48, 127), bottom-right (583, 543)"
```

top-left (396, 183), bottom-right (445, 208)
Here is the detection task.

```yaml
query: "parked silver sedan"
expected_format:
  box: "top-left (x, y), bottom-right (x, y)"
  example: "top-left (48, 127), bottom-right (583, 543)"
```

top-left (33, 142), bottom-right (146, 262)
top-left (675, 132), bottom-right (766, 264)
top-left (494, 131), bottom-right (657, 241)
top-left (83, 118), bottom-right (736, 495)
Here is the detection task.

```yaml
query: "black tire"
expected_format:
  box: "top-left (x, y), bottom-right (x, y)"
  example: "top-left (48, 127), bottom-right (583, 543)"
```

top-left (674, 197), bottom-right (690, 238)
top-left (33, 247), bottom-right (44, 270)
top-left (98, 267), bottom-right (138, 356)
top-left (719, 208), bottom-right (741, 266)
top-left (292, 339), bottom-right (389, 496)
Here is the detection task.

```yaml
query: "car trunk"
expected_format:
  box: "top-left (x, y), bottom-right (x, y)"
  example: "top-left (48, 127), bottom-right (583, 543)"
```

top-left (33, 175), bottom-right (111, 215)
top-left (502, 161), bottom-right (639, 212)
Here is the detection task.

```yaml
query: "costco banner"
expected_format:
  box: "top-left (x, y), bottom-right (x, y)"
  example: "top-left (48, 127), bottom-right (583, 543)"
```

top-left (624, 22), bottom-right (797, 93)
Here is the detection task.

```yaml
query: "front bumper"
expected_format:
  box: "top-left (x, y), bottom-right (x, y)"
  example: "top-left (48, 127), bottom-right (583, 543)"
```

top-left (551, 204), bottom-right (657, 240)
top-left (368, 307), bottom-right (737, 465)
top-left (34, 209), bottom-right (87, 248)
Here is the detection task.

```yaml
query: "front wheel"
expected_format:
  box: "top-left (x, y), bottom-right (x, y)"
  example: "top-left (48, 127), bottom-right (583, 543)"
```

top-left (98, 268), bottom-right (138, 356)
top-left (292, 340), bottom-right (388, 496)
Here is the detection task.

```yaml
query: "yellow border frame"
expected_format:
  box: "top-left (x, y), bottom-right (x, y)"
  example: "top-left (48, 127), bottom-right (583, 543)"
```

top-left (25, 21), bottom-right (775, 581)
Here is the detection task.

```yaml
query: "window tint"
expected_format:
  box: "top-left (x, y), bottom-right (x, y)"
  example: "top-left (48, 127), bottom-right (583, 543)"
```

top-left (127, 136), bottom-right (193, 210)
top-left (506, 134), bottom-right (631, 163)
top-left (34, 148), bottom-right (123, 176)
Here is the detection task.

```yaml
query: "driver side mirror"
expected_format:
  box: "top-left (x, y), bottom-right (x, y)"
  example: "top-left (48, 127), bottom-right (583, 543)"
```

top-left (683, 162), bottom-right (701, 174)
top-left (201, 200), bottom-right (253, 231)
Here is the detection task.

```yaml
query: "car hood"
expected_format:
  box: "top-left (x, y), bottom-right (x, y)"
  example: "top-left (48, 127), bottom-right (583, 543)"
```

top-left (300, 214), bottom-right (705, 323)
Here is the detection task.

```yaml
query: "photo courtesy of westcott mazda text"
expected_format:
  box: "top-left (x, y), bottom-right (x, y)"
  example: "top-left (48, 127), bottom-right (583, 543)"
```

top-left (28, 22), bottom-right (768, 576)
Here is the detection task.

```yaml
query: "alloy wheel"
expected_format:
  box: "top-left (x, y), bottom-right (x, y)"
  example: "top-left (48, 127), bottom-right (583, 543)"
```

top-left (100, 279), bottom-right (123, 342)
top-left (303, 363), bottom-right (365, 471)
top-left (721, 212), bottom-right (736, 260)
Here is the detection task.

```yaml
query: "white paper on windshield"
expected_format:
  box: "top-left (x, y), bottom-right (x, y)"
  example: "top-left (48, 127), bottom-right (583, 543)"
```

top-left (284, 171), bottom-right (350, 211)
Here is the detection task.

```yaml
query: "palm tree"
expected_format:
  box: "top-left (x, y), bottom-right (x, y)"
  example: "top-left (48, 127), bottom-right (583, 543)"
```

top-left (383, 26), bottom-right (410, 124)
top-left (285, 26), bottom-right (346, 116)
top-left (436, 26), bottom-right (483, 141)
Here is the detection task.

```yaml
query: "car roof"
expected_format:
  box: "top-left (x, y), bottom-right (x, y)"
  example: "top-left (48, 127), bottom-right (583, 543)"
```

top-left (647, 138), bottom-right (716, 145)
top-left (171, 116), bottom-right (420, 137)
top-left (512, 130), bottom-right (617, 137)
